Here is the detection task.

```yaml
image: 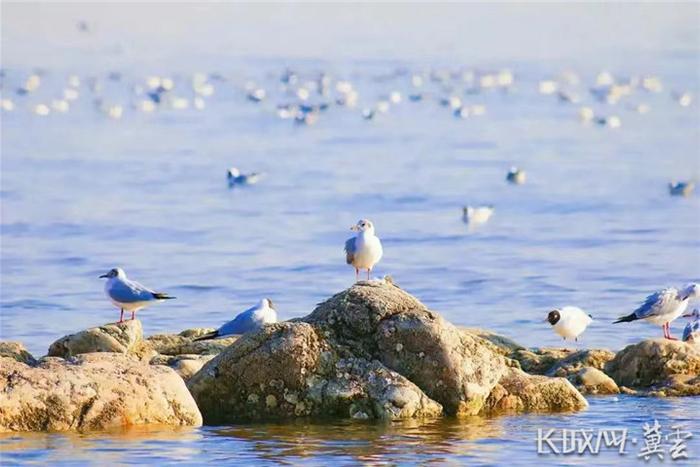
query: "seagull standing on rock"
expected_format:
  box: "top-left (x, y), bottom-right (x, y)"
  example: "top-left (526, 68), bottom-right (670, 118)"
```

top-left (345, 219), bottom-right (383, 281)
top-left (614, 284), bottom-right (700, 340)
top-left (194, 298), bottom-right (277, 341)
top-left (99, 268), bottom-right (175, 322)
top-left (545, 306), bottom-right (593, 341)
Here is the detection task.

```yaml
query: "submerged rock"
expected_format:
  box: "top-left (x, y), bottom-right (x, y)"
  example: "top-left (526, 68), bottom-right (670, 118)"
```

top-left (605, 338), bottom-right (700, 396)
top-left (47, 320), bottom-right (154, 361)
top-left (0, 341), bottom-right (36, 366)
top-left (0, 353), bottom-right (202, 432)
top-left (146, 328), bottom-right (239, 356)
top-left (188, 281), bottom-right (586, 422)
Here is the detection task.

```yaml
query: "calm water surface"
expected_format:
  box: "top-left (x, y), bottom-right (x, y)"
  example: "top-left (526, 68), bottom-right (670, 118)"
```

top-left (1, 4), bottom-right (699, 466)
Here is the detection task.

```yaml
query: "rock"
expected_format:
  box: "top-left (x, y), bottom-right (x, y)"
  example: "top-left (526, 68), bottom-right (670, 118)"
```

top-left (484, 367), bottom-right (588, 413)
top-left (188, 281), bottom-right (583, 422)
top-left (572, 367), bottom-right (619, 395)
top-left (0, 342), bottom-right (36, 365)
top-left (47, 320), bottom-right (154, 361)
top-left (605, 339), bottom-right (700, 396)
top-left (545, 349), bottom-right (616, 377)
top-left (461, 328), bottom-right (525, 355)
top-left (511, 348), bottom-right (573, 374)
top-left (187, 321), bottom-right (442, 422)
top-left (146, 328), bottom-right (239, 356)
top-left (0, 353), bottom-right (202, 432)
top-left (150, 354), bottom-right (215, 381)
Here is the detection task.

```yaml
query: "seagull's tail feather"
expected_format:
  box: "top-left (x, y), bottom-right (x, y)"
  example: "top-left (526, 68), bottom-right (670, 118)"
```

top-left (193, 331), bottom-right (219, 342)
top-left (153, 292), bottom-right (176, 300)
top-left (613, 312), bottom-right (637, 324)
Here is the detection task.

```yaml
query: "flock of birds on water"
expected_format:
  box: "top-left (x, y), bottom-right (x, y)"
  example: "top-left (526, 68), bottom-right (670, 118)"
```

top-left (3, 65), bottom-right (698, 346)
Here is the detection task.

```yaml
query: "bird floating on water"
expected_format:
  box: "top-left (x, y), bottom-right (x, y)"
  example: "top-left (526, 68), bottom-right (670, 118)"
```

top-left (462, 205), bottom-right (494, 224)
top-left (682, 309), bottom-right (699, 343)
top-left (345, 219), bottom-right (383, 282)
top-left (668, 181), bottom-right (694, 197)
top-left (99, 268), bottom-right (175, 322)
top-left (546, 306), bottom-right (592, 341)
top-left (227, 167), bottom-right (262, 186)
top-left (506, 167), bottom-right (526, 185)
top-left (194, 298), bottom-right (277, 341)
top-left (614, 284), bottom-right (700, 340)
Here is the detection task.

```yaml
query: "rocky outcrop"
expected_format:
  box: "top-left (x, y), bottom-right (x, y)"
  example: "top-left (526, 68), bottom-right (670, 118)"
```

top-left (605, 339), bottom-right (700, 396)
top-left (47, 320), bottom-right (154, 361)
top-left (146, 328), bottom-right (239, 356)
top-left (0, 342), bottom-right (36, 366)
top-left (484, 367), bottom-right (588, 413)
top-left (150, 354), bottom-right (216, 381)
top-left (188, 281), bottom-right (586, 422)
top-left (0, 353), bottom-right (202, 432)
top-left (570, 367), bottom-right (619, 395)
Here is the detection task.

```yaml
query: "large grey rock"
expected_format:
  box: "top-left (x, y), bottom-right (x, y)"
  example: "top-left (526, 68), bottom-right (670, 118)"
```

top-left (188, 281), bottom-right (586, 422)
top-left (0, 353), bottom-right (202, 432)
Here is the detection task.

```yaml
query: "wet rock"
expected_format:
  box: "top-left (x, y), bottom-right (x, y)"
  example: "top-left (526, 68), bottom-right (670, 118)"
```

top-left (572, 367), bottom-right (619, 395)
top-left (483, 367), bottom-right (588, 413)
top-left (47, 320), bottom-right (155, 361)
top-left (511, 348), bottom-right (573, 374)
top-left (188, 281), bottom-right (582, 422)
top-left (0, 353), bottom-right (202, 432)
top-left (545, 349), bottom-right (616, 377)
top-left (146, 328), bottom-right (239, 356)
top-left (0, 342), bottom-right (36, 366)
top-left (605, 339), bottom-right (700, 396)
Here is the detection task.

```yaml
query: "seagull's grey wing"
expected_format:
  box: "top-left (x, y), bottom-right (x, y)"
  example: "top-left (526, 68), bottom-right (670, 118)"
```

top-left (633, 289), bottom-right (676, 319)
top-left (108, 279), bottom-right (156, 303)
top-left (344, 237), bottom-right (356, 264)
top-left (683, 321), bottom-right (699, 342)
top-left (218, 306), bottom-right (258, 335)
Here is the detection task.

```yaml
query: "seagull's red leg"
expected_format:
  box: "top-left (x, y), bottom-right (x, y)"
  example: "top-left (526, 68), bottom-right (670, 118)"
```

top-left (131, 310), bottom-right (135, 320)
top-left (355, 268), bottom-right (359, 282)
top-left (367, 268), bottom-right (371, 280)
top-left (119, 309), bottom-right (124, 323)
top-left (666, 323), bottom-right (677, 340)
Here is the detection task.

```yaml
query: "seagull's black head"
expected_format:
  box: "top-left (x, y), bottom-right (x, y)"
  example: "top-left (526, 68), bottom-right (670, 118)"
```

top-left (546, 310), bottom-right (561, 326)
top-left (99, 268), bottom-right (120, 279)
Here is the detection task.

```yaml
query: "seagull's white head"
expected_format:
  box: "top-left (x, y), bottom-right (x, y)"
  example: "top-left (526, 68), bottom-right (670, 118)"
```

top-left (351, 219), bottom-right (375, 235)
top-left (681, 283), bottom-right (700, 300)
top-left (263, 298), bottom-right (275, 310)
top-left (100, 267), bottom-right (125, 279)
top-left (227, 167), bottom-right (240, 178)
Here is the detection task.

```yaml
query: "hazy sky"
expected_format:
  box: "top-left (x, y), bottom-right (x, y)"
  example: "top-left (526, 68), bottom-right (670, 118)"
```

top-left (2, 2), bottom-right (699, 71)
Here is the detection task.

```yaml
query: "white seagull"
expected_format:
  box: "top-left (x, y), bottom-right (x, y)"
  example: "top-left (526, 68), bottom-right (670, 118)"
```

top-left (682, 309), bottom-right (699, 343)
top-left (614, 284), bottom-right (700, 340)
top-left (99, 268), bottom-right (175, 322)
top-left (345, 219), bottom-right (383, 281)
top-left (462, 205), bottom-right (494, 224)
top-left (194, 298), bottom-right (277, 341)
top-left (668, 181), bottom-right (694, 197)
top-left (545, 306), bottom-right (593, 341)
top-left (227, 167), bottom-right (262, 186)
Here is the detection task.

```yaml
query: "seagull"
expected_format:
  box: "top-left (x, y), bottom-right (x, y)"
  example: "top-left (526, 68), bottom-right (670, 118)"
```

top-left (668, 181), bottom-right (695, 197)
top-left (682, 309), bottom-right (699, 343)
top-left (345, 219), bottom-right (383, 281)
top-left (227, 168), bottom-right (262, 186)
top-left (99, 268), bottom-right (175, 322)
top-left (545, 306), bottom-right (593, 341)
top-left (614, 284), bottom-right (700, 339)
top-left (462, 205), bottom-right (494, 224)
top-left (193, 298), bottom-right (277, 341)
top-left (506, 167), bottom-right (526, 185)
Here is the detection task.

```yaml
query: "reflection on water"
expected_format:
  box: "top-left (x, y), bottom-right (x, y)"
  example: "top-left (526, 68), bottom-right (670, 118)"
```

top-left (1, 398), bottom-right (699, 465)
